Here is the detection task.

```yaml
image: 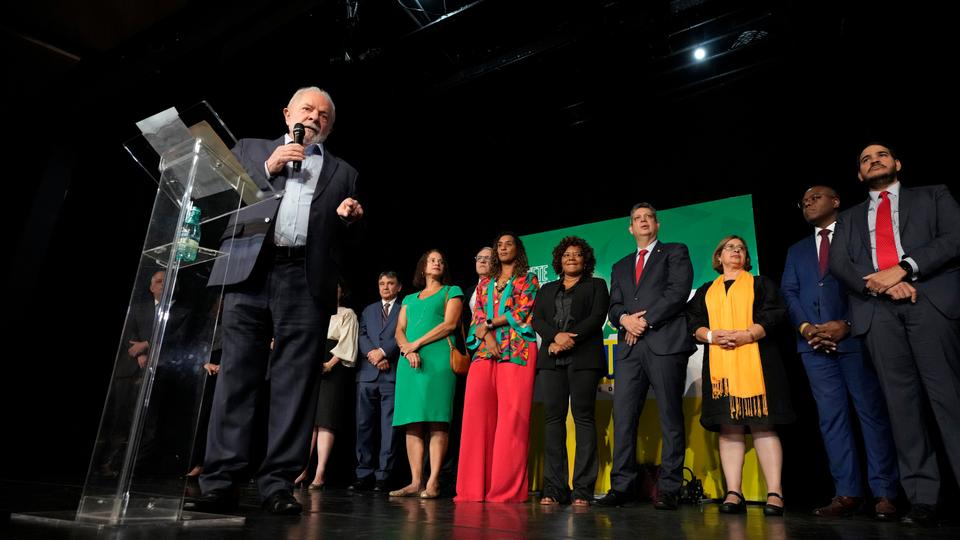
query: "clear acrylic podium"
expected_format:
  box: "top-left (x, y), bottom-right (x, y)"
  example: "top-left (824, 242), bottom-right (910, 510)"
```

top-left (14, 103), bottom-right (276, 529)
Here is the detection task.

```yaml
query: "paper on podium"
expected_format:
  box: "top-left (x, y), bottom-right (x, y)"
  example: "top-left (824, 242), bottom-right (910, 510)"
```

top-left (188, 120), bottom-right (267, 206)
top-left (136, 107), bottom-right (269, 206)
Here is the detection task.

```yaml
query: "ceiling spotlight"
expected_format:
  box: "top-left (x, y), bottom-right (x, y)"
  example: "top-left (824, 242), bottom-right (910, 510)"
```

top-left (693, 47), bottom-right (706, 61)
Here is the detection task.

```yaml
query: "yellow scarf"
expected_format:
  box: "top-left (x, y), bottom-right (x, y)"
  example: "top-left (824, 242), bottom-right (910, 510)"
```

top-left (704, 271), bottom-right (767, 420)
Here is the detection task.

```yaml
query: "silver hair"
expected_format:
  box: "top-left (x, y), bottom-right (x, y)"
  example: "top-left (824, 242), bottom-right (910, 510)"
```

top-left (287, 86), bottom-right (337, 125)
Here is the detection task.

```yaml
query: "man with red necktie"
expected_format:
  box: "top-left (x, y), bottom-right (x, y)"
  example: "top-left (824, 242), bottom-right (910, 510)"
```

top-left (597, 202), bottom-right (694, 510)
top-left (830, 142), bottom-right (960, 527)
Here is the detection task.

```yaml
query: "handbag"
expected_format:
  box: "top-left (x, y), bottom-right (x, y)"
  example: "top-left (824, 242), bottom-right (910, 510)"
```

top-left (444, 287), bottom-right (471, 375)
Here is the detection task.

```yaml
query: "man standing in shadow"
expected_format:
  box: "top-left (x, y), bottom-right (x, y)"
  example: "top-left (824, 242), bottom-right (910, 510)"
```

top-left (353, 271), bottom-right (402, 492)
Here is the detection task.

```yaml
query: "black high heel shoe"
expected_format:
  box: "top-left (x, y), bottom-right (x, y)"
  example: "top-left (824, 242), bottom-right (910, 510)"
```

top-left (763, 492), bottom-right (785, 516)
top-left (719, 491), bottom-right (746, 514)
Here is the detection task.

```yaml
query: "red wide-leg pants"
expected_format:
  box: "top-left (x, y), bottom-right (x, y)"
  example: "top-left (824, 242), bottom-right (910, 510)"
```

top-left (454, 344), bottom-right (537, 503)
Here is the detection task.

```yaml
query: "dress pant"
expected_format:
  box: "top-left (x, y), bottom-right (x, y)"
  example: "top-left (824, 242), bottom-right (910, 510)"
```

top-left (863, 296), bottom-right (960, 505)
top-left (455, 344), bottom-right (537, 503)
top-left (537, 363), bottom-right (602, 502)
top-left (801, 350), bottom-right (898, 498)
top-left (200, 257), bottom-right (329, 499)
top-left (610, 340), bottom-right (687, 495)
top-left (356, 377), bottom-right (398, 482)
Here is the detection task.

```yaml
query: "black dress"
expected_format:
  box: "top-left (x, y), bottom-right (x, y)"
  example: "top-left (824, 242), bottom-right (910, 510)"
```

top-left (311, 308), bottom-right (358, 432)
top-left (686, 275), bottom-right (795, 431)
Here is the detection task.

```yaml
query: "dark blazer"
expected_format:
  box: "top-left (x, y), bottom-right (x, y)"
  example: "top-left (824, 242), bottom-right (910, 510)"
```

top-left (532, 277), bottom-right (610, 371)
top-left (121, 300), bottom-right (190, 378)
top-left (830, 184), bottom-right (960, 336)
top-left (357, 300), bottom-right (401, 383)
top-left (686, 275), bottom-right (795, 430)
top-left (608, 242), bottom-right (696, 357)
top-left (207, 137), bottom-right (360, 312)
top-left (781, 233), bottom-right (861, 354)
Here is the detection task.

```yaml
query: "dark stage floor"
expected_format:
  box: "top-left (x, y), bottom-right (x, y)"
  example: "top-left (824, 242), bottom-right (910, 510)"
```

top-left (2, 479), bottom-right (958, 539)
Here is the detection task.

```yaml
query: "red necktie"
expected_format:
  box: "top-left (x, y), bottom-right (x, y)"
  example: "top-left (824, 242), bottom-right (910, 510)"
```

top-left (875, 191), bottom-right (899, 270)
top-left (635, 249), bottom-right (648, 284)
top-left (818, 229), bottom-right (830, 277)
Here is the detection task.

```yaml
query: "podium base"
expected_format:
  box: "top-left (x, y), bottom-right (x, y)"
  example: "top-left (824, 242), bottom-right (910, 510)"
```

top-left (11, 509), bottom-right (244, 529)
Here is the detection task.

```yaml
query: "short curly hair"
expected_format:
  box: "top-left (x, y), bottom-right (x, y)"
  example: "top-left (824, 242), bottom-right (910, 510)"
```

top-left (550, 236), bottom-right (596, 278)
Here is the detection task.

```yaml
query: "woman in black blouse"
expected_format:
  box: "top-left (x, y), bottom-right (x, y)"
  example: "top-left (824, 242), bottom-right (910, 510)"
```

top-left (532, 236), bottom-right (610, 506)
top-left (686, 235), bottom-right (795, 516)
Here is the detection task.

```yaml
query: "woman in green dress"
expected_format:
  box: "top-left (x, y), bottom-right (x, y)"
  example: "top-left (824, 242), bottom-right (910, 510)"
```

top-left (390, 249), bottom-right (464, 498)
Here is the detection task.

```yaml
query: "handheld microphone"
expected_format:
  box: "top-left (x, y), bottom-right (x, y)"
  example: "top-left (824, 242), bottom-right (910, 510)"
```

top-left (292, 123), bottom-right (305, 172)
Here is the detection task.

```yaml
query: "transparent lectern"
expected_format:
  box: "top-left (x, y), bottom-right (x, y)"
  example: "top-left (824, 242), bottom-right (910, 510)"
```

top-left (14, 103), bottom-right (276, 529)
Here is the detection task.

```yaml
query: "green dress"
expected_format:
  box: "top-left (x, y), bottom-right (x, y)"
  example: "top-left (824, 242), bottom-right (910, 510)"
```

top-left (393, 285), bottom-right (462, 426)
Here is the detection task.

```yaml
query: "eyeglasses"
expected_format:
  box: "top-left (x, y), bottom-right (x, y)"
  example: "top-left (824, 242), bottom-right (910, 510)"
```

top-left (797, 192), bottom-right (832, 209)
top-left (722, 244), bottom-right (746, 253)
top-left (562, 252), bottom-right (583, 259)
top-left (474, 255), bottom-right (492, 262)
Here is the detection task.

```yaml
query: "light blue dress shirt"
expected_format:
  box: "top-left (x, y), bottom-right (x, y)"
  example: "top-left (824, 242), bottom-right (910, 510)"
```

top-left (269, 134), bottom-right (324, 247)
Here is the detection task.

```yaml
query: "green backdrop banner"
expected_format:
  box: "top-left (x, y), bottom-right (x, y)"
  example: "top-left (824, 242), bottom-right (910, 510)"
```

top-left (522, 195), bottom-right (770, 500)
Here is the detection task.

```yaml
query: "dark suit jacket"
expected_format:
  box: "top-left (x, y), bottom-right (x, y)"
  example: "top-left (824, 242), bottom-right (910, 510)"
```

top-left (121, 300), bottom-right (191, 377)
top-left (532, 277), bottom-right (610, 371)
top-left (608, 242), bottom-right (696, 358)
top-left (830, 184), bottom-right (960, 336)
top-left (781, 234), bottom-right (861, 354)
top-left (357, 300), bottom-right (401, 383)
top-left (207, 137), bottom-right (360, 311)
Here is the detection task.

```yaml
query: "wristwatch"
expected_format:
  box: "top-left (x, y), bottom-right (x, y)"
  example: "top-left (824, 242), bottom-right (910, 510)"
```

top-left (898, 260), bottom-right (914, 280)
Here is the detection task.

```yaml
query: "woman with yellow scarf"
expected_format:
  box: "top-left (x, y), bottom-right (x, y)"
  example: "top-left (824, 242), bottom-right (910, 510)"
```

top-left (687, 235), bottom-right (795, 516)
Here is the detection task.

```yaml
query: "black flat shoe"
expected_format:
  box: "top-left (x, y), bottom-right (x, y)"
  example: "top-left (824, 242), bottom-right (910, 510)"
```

top-left (183, 489), bottom-right (239, 513)
top-left (262, 491), bottom-right (302, 515)
top-left (595, 489), bottom-right (635, 507)
top-left (718, 491), bottom-right (746, 514)
top-left (764, 492), bottom-right (785, 516)
top-left (349, 476), bottom-right (375, 492)
top-left (654, 491), bottom-right (679, 510)
top-left (901, 503), bottom-right (937, 527)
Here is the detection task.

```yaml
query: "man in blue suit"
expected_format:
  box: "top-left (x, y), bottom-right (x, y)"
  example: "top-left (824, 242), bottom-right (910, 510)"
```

top-left (781, 186), bottom-right (898, 520)
top-left (188, 87), bottom-right (363, 515)
top-left (353, 271), bottom-right (402, 492)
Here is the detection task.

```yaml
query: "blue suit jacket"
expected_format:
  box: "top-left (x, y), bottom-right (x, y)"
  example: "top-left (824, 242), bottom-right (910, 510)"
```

top-left (781, 233), bottom-right (861, 354)
top-left (356, 300), bottom-right (400, 383)
top-left (207, 137), bottom-right (360, 312)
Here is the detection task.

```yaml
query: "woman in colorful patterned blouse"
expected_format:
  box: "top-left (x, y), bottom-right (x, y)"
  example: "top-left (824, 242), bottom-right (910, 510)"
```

top-left (455, 233), bottom-right (540, 503)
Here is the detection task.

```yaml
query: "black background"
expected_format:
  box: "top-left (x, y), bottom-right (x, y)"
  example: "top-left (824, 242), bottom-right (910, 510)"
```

top-left (1, 0), bottom-right (955, 505)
